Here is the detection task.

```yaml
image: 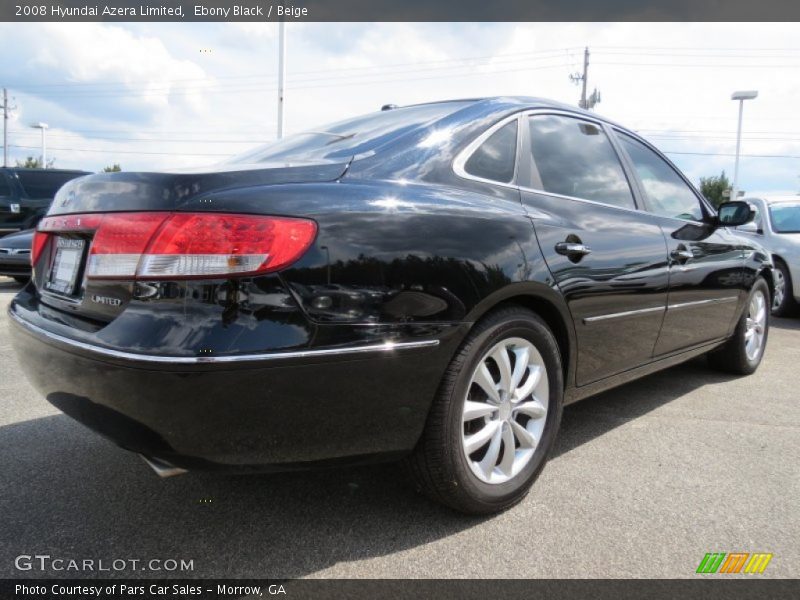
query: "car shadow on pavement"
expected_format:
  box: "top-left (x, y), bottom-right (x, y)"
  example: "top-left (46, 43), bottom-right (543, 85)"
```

top-left (771, 316), bottom-right (800, 331)
top-left (552, 356), bottom-right (738, 458)
top-left (0, 279), bottom-right (23, 292)
top-left (0, 353), bottom-right (743, 579)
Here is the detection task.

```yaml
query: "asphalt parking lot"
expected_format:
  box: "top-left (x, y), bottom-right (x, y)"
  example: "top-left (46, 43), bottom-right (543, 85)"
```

top-left (0, 277), bottom-right (798, 579)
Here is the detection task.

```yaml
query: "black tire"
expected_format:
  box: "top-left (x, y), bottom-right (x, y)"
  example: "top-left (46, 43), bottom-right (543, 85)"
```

top-left (707, 278), bottom-right (770, 375)
top-left (12, 276), bottom-right (29, 284)
top-left (405, 305), bottom-right (563, 515)
top-left (771, 260), bottom-right (798, 317)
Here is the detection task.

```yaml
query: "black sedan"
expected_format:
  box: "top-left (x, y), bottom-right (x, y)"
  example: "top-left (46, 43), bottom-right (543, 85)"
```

top-left (9, 97), bottom-right (772, 514)
top-left (0, 229), bottom-right (33, 283)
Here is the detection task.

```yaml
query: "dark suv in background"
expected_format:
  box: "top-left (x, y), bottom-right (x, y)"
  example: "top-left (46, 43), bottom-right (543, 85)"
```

top-left (0, 168), bottom-right (90, 282)
top-left (0, 167), bottom-right (90, 236)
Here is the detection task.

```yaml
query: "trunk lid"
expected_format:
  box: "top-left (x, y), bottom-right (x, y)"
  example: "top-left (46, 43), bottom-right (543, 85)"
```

top-left (31, 161), bottom-right (345, 324)
top-left (48, 161), bottom-right (349, 215)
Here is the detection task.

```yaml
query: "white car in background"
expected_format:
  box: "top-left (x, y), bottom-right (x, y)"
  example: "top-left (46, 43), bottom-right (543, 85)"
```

top-left (738, 196), bottom-right (800, 316)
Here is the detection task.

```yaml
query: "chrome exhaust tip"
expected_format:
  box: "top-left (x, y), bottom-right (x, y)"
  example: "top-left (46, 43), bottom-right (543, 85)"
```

top-left (140, 454), bottom-right (188, 478)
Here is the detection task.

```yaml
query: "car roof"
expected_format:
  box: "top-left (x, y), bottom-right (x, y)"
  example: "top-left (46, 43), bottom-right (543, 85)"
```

top-left (406, 96), bottom-right (619, 124)
top-left (747, 195), bottom-right (800, 204)
top-left (390, 96), bottom-right (632, 147)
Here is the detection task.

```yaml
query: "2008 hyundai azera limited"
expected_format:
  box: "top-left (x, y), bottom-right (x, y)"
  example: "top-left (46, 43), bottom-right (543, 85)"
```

top-left (9, 98), bottom-right (773, 514)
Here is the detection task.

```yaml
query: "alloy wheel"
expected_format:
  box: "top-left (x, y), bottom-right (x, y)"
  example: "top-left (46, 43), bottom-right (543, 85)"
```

top-left (461, 337), bottom-right (549, 484)
top-left (773, 269), bottom-right (785, 310)
top-left (745, 289), bottom-right (767, 361)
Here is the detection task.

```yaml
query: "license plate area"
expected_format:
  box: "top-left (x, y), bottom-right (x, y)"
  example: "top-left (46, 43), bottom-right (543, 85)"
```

top-left (45, 236), bottom-right (86, 297)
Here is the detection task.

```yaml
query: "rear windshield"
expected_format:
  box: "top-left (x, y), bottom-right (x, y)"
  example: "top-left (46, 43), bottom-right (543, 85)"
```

top-left (769, 202), bottom-right (800, 233)
top-left (16, 171), bottom-right (87, 199)
top-left (228, 102), bottom-right (472, 165)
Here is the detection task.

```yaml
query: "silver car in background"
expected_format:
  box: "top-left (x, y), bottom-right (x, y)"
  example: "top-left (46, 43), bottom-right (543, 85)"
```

top-left (739, 196), bottom-right (800, 316)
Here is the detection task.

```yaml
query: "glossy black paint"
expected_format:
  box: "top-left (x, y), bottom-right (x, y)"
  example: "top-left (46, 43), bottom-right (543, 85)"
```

top-left (8, 97), bottom-right (773, 470)
top-left (521, 189), bottom-right (670, 385)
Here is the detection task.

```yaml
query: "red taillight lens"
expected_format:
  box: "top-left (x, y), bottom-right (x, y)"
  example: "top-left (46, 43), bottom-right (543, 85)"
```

top-left (36, 212), bottom-right (317, 280)
top-left (139, 213), bottom-right (317, 279)
top-left (31, 230), bottom-right (49, 266)
top-left (87, 214), bottom-right (170, 278)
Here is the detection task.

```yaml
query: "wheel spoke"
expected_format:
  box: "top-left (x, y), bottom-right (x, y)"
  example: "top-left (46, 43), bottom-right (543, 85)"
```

top-left (514, 364), bottom-right (542, 402)
top-left (463, 400), bottom-right (497, 421)
top-left (745, 328), bottom-right (755, 341)
top-left (498, 424), bottom-right (516, 476)
top-left (490, 345), bottom-right (513, 394)
top-left (514, 398), bottom-right (546, 420)
top-left (509, 346), bottom-right (530, 392)
top-left (510, 419), bottom-right (537, 449)
top-left (473, 363), bottom-right (500, 403)
top-left (464, 420), bottom-right (501, 455)
top-left (477, 426), bottom-right (503, 476)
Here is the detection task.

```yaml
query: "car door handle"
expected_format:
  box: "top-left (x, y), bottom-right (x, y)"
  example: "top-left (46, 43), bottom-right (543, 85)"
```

top-left (670, 248), bottom-right (694, 262)
top-left (555, 242), bottom-right (592, 257)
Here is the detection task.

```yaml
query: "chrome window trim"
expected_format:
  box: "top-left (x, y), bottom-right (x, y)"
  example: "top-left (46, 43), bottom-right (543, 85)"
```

top-left (452, 114), bottom-right (521, 186)
top-left (9, 309), bottom-right (439, 365)
top-left (454, 108), bottom-right (652, 216)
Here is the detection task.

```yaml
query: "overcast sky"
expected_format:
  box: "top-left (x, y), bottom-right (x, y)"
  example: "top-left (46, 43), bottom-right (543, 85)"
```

top-left (2, 22), bottom-right (799, 195)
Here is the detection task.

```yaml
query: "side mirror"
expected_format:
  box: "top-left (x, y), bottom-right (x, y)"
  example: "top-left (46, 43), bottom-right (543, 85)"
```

top-left (717, 201), bottom-right (754, 227)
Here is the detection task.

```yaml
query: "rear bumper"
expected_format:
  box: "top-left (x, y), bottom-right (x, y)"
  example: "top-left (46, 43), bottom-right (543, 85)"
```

top-left (9, 307), bottom-right (459, 470)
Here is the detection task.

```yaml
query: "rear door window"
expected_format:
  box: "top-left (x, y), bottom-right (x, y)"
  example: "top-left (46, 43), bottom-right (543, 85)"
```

top-left (463, 120), bottom-right (518, 183)
top-left (16, 171), bottom-right (85, 199)
top-left (527, 115), bottom-right (635, 209)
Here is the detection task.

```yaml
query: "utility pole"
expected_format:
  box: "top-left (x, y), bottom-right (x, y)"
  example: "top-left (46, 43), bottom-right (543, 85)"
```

top-left (277, 21), bottom-right (286, 140)
top-left (570, 47), bottom-right (596, 110)
top-left (2, 88), bottom-right (9, 167)
top-left (580, 47), bottom-right (589, 110)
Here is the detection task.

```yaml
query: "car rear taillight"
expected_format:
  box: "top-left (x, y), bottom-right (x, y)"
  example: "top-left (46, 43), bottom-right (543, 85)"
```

top-left (86, 213), bottom-right (169, 278)
top-left (35, 212), bottom-right (317, 280)
top-left (31, 230), bottom-right (50, 266)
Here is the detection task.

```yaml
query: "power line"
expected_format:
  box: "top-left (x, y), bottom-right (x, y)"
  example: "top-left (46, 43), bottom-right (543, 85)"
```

top-left (595, 61), bottom-right (800, 68)
top-left (17, 61), bottom-right (575, 99)
top-left (10, 132), bottom-right (265, 143)
top-left (9, 144), bottom-right (230, 157)
top-left (593, 45), bottom-right (800, 51)
top-left (19, 57), bottom-right (576, 99)
top-left (8, 47), bottom-right (581, 92)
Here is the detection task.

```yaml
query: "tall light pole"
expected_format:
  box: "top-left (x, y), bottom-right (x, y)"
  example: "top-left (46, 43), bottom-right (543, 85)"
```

top-left (730, 90), bottom-right (758, 202)
top-left (277, 21), bottom-right (286, 139)
top-left (31, 122), bottom-right (49, 168)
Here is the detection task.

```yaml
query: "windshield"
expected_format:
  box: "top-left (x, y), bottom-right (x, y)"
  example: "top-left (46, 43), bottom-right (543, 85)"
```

top-left (769, 203), bottom-right (800, 233)
top-left (227, 102), bottom-right (472, 165)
